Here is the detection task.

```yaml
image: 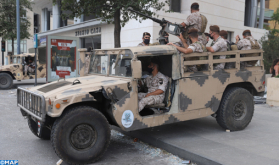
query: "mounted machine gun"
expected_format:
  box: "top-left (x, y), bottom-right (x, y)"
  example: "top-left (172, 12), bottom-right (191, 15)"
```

top-left (128, 7), bottom-right (185, 45)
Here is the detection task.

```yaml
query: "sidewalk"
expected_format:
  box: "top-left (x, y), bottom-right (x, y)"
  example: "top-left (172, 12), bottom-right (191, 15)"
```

top-left (115, 104), bottom-right (279, 165)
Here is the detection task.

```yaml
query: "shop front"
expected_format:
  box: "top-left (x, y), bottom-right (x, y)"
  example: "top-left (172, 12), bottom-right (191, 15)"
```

top-left (37, 21), bottom-right (108, 82)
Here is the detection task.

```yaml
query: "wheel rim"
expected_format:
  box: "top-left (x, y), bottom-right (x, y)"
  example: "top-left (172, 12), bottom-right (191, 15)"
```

top-left (70, 124), bottom-right (97, 150)
top-left (0, 77), bottom-right (7, 85)
top-left (233, 100), bottom-right (247, 120)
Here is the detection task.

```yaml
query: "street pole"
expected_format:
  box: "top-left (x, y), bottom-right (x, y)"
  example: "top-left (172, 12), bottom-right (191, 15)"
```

top-left (35, 48), bottom-right (37, 86)
top-left (16, 0), bottom-right (20, 54)
top-left (2, 52), bottom-right (3, 66)
top-left (34, 34), bottom-right (38, 86)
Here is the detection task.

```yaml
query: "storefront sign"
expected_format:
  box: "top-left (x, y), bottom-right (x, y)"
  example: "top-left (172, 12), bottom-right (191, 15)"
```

top-left (56, 66), bottom-right (71, 78)
top-left (75, 27), bottom-right (101, 36)
top-left (50, 39), bottom-right (76, 80)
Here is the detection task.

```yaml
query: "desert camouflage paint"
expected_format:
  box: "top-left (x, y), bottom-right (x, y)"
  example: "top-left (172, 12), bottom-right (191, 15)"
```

top-left (0, 53), bottom-right (46, 80)
top-left (18, 46), bottom-right (265, 132)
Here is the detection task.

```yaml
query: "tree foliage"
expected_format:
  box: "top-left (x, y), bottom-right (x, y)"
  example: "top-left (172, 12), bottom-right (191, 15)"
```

top-left (0, 0), bottom-right (32, 54)
top-left (55, 0), bottom-right (169, 48)
top-left (260, 33), bottom-right (279, 73)
top-left (270, 7), bottom-right (279, 34)
top-left (260, 7), bottom-right (279, 73)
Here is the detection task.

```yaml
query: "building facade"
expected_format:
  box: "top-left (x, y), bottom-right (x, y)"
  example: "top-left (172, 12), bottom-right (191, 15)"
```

top-left (268, 0), bottom-right (279, 30)
top-left (29, 0), bottom-right (271, 81)
top-left (32, 0), bottom-right (271, 48)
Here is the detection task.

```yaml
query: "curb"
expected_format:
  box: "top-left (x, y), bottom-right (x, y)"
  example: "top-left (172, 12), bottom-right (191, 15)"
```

top-left (112, 126), bottom-right (221, 165)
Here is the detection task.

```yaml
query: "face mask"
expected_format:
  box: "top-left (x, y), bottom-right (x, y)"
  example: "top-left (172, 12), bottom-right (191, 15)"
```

top-left (147, 67), bottom-right (153, 74)
top-left (144, 39), bottom-right (150, 45)
top-left (209, 33), bottom-right (214, 40)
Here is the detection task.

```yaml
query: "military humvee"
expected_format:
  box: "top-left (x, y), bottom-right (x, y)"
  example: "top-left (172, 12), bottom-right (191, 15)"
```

top-left (17, 46), bottom-right (265, 165)
top-left (0, 51), bottom-right (46, 89)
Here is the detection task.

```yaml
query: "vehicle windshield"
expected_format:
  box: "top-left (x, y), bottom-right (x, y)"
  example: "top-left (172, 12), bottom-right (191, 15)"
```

top-left (88, 49), bottom-right (133, 78)
top-left (12, 57), bottom-right (20, 64)
top-left (109, 52), bottom-right (133, 77)
top-left (89, 54), bottom-right (109, 75)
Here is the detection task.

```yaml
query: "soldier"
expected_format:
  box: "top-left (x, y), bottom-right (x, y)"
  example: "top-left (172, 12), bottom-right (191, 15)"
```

top-left (167, 29), bottom-right (206, 54)
top-left (220, 30), bottom-right (236, 51)
top-left (235, 29), bottom-right (262, 50)
top-left (180, 2), bottom-right (208, 46)
top-left (236, 29), bottom-right (262, 67)
top-left (168, 28), bottom-right (206, 72)
top-left (138, 59), bottom-right (168, 112)
top-left (206, 25), bottom-right (227, 70)
top-left (24, 58), bottom-right (35, 75)
top-left (138, 32), bottom-right (151, 46)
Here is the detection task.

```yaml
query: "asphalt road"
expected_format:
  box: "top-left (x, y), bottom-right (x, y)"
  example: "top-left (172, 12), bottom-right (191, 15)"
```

top-left (0, 83), bottom-right (185, 165)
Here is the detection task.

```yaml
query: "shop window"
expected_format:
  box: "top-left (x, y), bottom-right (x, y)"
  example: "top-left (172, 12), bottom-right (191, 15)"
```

top-left (7, 40), bottom-right (27, 54)
top-left (227, 31), bottom-right (234, 42)
top-left (170, 0), bottom-right (181, 13)
top-left (82, 35), bottom-right (101, 51)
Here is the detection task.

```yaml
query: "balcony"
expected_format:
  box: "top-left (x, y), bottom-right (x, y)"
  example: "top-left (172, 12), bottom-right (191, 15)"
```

top-left (257, 8), bottom-right (274, 20)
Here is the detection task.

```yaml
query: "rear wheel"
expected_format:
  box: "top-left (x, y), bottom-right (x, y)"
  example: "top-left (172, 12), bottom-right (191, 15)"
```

top-left (51, 106), bottom-right (110, 165)
top-left (0, 73), bottom-right (13, 89)
top-left (216, 87), bottom-right (254, 131)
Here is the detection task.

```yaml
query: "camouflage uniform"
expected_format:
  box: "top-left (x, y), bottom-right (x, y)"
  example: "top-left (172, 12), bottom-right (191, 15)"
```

top-left (184, 11), bottom-right (207, 46)
top-left (211, 36), bottom-right (227, 70)
top-left (186, 41), bottom-right (206, 72)
top-left (237, 36), bottom-right (262, 50)
top-left (24, 61), bottom-right (35, 73)
top-left (138, 72), bottom-right (168, 111)
top-left (237, 36), bottom-right (262, 67)
top-left (138, 42), bottom-right (147, 46)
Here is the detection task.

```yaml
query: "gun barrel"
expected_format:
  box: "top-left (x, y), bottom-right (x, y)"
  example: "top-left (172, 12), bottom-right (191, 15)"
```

top-left (128, 8), bottom-right (163, 24)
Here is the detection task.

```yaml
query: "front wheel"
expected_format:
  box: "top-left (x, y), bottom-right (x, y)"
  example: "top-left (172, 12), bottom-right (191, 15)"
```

top-left (51, 106), bottom-right (111, 165)
top-left (0, 73), bottom-right (13, 89)
top-left (216, 87), bottom-right (254, 131)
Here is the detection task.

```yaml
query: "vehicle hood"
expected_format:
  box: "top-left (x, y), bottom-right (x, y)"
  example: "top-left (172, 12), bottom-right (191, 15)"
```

top-left (28, 75), bottom-right (131, 99)
top-left (0, 64), bottom-right (20, 71)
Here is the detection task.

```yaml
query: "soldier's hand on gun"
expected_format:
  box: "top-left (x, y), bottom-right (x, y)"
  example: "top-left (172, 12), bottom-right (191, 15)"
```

top-left (235, 35), bottom-right (240, 41)
top-left (178, 33), bottom-right (185, 41)
top-left (181, 22), bottom-right (186, 27)
top-left (167, 42), bottom-right (174, 46)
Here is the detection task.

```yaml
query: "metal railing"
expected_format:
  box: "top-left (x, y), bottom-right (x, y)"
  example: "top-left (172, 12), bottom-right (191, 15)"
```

top-left (182, 49), bottom-right (264, 77)
top-left (17, 87), bottom-right (46, 122)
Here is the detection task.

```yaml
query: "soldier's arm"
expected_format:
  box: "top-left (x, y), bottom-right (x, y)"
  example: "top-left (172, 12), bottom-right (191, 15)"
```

top-left (182, 14), bottom-right (194, 27)
top-left (178, 34), bottom-right (189, 49)
top-left (168, 43), bottom-right (193, 54)
top-left (145, 76), bottom-right (168, 97)
top-left (206, 47), bottom-right (215, 53)
top-left (145, 89), bottom-right (164, 98)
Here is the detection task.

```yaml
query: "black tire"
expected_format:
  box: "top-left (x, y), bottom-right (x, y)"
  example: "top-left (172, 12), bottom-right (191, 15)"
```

top-left (0, 73), bottom-right (13, 89)
top-left (51, 106), bottom-right (111, 165)
top-left (27, 117), bottom-right (51, 140)
top-left (216, 87), bottom-right (254, 131)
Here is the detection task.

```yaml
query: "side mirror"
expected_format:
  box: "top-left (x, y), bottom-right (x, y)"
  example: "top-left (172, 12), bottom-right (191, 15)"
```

top-left (131, 60), bottom-right (142, 79)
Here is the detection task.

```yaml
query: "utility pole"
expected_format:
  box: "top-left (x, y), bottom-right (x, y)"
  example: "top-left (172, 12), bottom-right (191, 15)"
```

top-left (16, 0), bottom-right (20, 54)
